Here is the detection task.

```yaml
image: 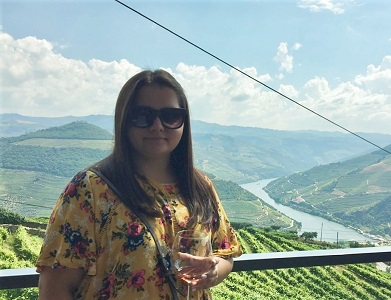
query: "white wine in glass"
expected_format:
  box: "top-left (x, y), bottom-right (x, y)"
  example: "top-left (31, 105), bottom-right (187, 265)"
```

top-left (172, 230), bottom-right (212, 300)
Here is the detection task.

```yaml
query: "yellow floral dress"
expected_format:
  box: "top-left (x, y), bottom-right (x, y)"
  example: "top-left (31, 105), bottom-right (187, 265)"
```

top-left (36, 170), bottom-right (242, 299)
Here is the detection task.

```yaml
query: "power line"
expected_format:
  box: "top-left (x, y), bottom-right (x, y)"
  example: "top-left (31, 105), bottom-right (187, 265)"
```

top-left (114, 0), bottom-right (391, 156)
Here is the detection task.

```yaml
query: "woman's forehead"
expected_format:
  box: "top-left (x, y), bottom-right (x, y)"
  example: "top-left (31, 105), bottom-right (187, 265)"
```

top-left (135, 85), bottom-right (180, 108)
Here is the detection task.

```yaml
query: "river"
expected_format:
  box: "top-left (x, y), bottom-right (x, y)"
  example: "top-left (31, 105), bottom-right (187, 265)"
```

top-left (241, 179), bottom-right (374, 243)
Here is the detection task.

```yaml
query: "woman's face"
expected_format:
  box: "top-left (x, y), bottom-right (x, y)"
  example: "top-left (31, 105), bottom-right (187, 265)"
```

top-left (128, 85), bottom-right (184, 163)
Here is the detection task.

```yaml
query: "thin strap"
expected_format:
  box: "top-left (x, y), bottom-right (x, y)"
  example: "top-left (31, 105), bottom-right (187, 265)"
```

top-left (89, 168), bottom-right (183, 299)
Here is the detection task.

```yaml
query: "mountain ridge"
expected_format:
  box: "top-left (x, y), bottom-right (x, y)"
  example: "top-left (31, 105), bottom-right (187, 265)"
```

top-left (1, 118), bottom-right (390, 238)
top-left (2, 113), bottom-right (391, 184)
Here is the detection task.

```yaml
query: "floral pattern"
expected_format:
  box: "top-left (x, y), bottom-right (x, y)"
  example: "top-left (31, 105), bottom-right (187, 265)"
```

top-left (36, 170), bottom-right (242, 299)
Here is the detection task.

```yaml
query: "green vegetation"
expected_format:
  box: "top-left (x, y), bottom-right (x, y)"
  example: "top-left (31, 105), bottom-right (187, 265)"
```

top-left (191, 125), bottom-right (391, 183)
top-left (211, 227), bottom-right (391, 300)
top-left (14, 138), bottom-right (113, 150)
top-left (0, 167), bottom-right (295, 231)
top-left (0, 224), bottom-right (42, 299)
top-left (3, 116), bottom-right (391, 183)
top-left (1, 209), bottom-right (390, 300)
top-left (4, 121), bottom-right (113, 142)
top-left (211, 177), bottom-right (295, 229)
top-left (0, 208), bottom-right (26, 224)
top-left (0, 121), bottom-right (390, 249)
top-left (1, 144), bottom-right (110, 177)
top-left (265, 146), bottom-right (391, 237)
top-left (222, 200), bottom-right (294, 229)
top-left (0, 169), bottom-right (69, 217)
top-left (0, 121), bottom-right (112, 178)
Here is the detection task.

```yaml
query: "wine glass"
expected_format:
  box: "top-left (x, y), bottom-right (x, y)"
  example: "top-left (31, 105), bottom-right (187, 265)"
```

top-left (172, 230), bottom-right (213, 300)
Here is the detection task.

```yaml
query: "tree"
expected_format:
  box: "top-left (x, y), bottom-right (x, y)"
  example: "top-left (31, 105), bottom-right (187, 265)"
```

top-left (300, 231), bottom-right (318, 241)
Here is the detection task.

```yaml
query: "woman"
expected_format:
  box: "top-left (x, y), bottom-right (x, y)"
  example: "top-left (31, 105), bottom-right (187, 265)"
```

top-left (36, 69), bottom-right (242, 299)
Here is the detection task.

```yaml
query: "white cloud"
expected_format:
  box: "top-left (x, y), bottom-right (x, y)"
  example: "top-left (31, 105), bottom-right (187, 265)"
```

top-left (354, 56), bottom-right (391, 94)
top-left (279, 84), bottom-right (299, 99)
top-left (274, 42), bottom-right (294, 73)
top-left (174, 64), bottom-right (273, 126)
top-left (298, 0), bottom-right (349, 14)
top-left (1, 31), bottom-right (390, 134)
top-left (292, 43), bottom-right (302, 51)
top-left (301, 75), bottom-right (391, 132)
top-left (0, 31), bottom-right (141, 117)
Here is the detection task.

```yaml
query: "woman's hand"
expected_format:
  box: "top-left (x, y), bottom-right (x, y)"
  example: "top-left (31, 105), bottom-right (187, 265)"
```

top-left (177, 253), bottom-right (232, 290)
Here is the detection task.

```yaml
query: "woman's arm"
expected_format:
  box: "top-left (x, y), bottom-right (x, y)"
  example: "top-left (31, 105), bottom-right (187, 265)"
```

top-left (38, 266), bottom-right (85, 300)
top-left (213, 256), bottom-right (234, 285)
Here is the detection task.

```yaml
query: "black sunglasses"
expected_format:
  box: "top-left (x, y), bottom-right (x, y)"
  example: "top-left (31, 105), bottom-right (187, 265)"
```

top-left (130, 106), bottom-right (188, 129)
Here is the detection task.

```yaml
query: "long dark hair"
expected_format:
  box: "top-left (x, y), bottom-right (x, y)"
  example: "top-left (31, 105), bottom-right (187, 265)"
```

top-left (95, 69), bottom-right (217, 228)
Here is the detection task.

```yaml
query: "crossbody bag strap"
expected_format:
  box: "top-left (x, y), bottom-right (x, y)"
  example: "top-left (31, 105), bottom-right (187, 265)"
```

top-left (89, 168), bottom-right (182, 300)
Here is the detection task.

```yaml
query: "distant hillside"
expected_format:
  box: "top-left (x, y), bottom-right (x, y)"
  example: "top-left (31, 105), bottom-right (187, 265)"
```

top-left (4, 121), bottom-right (113, 142)
top-left (2, 118), bottom-right (391, 235)
top-left (0, 113), bottom-right (114, 137)
top-left (0, 122), bottom-right (112, 177)
top-left (345, 195), bottom-right (391, 234)
top-left (192, 125), bottom-right (391, 182)
top-left (2, 114), bottom-right (391, 183)
top-left (264, 145), bottom-right (391, 236)
top-left (0, 122), bottom-right (295, 228)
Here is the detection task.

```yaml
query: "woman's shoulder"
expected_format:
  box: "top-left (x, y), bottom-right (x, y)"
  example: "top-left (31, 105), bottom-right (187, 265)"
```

top-left (68, 169), bottom-right (101, 185)
top-left (61, 168), bottom-right (119, 199)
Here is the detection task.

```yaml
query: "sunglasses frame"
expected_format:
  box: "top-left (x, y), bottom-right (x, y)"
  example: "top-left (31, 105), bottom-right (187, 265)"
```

top-left (130, 106), bottom-right (188, 129)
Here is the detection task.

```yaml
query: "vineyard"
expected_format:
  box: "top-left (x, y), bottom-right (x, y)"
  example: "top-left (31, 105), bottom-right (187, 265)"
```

top-left (212, 227), bottom-right (391, 299)
top-left (1, 222), bottom-right (391, 299)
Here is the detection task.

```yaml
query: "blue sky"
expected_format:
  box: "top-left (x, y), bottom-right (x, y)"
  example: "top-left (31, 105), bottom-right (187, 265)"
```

top-left (1, 0), bottom-right (391, 134)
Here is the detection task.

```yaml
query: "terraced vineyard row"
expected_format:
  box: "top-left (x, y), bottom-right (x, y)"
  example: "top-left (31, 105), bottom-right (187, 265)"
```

top-left (212, 227), bottom-right (391, 300)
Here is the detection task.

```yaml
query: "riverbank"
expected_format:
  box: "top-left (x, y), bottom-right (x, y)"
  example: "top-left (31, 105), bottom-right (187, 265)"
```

top-left (241, 179), bottom-right (377, 243)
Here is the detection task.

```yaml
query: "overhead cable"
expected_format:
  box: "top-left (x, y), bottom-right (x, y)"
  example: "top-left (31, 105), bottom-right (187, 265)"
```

top-left (114, 0), bottom-right (391, 155)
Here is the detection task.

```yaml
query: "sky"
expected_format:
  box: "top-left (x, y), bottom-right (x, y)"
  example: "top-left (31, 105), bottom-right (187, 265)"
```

top-left (1, 0), bottom-right (391, 135)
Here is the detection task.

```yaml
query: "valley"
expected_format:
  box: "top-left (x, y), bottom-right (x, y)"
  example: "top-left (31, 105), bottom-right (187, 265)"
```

top-left (0, 116), bottom-right (390, 242)
top-left (1, 117), bottom-right (391, 299)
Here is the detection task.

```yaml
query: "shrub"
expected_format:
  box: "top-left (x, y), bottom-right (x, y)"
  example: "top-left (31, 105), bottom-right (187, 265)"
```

top-left (0, 208), bottom-right (26, 225)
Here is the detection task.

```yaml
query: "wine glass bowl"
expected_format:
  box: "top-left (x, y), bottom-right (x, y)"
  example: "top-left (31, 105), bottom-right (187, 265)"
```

top-left (172, 230), bottom-right (213, 298)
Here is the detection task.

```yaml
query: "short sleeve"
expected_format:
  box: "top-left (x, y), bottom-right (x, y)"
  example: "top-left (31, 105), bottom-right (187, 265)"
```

top-left (207, 178), bottom-right (242, 259)
top-left (36, 171), bottom-right (98, 275)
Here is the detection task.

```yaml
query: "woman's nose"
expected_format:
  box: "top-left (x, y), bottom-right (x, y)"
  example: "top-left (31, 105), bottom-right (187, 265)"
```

top-left (150, 116), bottom-right (164, 131)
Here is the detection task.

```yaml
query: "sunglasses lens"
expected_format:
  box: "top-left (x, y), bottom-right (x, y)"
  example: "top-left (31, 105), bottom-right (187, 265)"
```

top-left (130, 107), bottom-right (152, 128)
top-left (160, 108), bottom-right (185, 128)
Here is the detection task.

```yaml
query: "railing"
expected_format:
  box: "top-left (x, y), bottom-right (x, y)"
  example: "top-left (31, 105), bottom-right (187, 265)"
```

top-left (1, 246), bottom-right (391, 290)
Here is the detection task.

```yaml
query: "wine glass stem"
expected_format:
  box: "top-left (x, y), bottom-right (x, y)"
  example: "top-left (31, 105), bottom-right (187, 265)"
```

top-left (187, 283), bottom-right (191, 300)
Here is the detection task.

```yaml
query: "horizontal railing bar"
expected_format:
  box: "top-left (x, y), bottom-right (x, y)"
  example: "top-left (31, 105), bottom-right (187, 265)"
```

top-left (1, 246), bottom-right (390, 289)
top-left (0, 268), bottom-right (38, 290)
top-left (232, 246), bottom-right (391, 272)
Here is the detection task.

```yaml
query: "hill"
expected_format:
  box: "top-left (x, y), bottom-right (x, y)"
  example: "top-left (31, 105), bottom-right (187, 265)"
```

top-left (343, 195), bottom-right (391, 235)
top-left (264, 145), bottom-right (391, 237)
top-left (6, 120), bottom-right (113, 141)
top-left (0, 113), bottom-right (114, 137)
top-left (0, 122), bottom-right (113, 178)
top-left (0, 170), bottom-right (294, 230)
top-left (0, 122), bottom-right (295, 229)
top-left (2, 114), bottom-right (391, 183)
top-left (1, 118), bottom-right (391, 235)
